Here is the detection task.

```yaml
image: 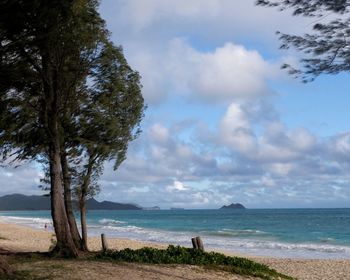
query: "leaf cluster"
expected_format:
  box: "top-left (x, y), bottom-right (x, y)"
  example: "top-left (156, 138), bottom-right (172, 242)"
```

top-left (95, 245), bottom-right (295, 280)
top-left (0, 0), bottom-right (145, 192)
top-left (256, 0), bottom-right (350, 16)
top-left (256, 0), bottom-right (350, 82)
top-left (0, 0), bottom-right (108, 162)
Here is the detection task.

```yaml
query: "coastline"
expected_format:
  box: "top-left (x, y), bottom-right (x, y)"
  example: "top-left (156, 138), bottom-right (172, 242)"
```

top-left (0, 221), bottom-right (350, 279)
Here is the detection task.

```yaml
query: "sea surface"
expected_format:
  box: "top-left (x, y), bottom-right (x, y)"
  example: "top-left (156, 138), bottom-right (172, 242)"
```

top-left (1, 208), bottom-right (350, 259)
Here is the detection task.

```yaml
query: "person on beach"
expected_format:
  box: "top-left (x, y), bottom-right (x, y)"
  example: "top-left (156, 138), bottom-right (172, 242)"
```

top-left (44, 223), bottom-right (47, 230)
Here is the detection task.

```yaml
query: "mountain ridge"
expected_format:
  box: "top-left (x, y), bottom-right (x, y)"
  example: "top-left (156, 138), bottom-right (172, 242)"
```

top-left (0, 194), bottom-right (141, 211)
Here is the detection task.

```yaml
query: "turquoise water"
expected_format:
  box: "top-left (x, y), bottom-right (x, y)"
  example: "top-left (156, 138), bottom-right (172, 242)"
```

top-left (1, 208), bottom-right (350, 259)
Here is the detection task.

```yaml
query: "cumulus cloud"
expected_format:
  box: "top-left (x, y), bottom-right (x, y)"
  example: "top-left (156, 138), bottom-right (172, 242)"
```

top-left (149, 123), bottom-right (170, 144)
top-left (112, 0), bottom-right (222, 31)
top-left (218, 101), bottom-right (317, 166)
top-left (166, 181), bottom-right (189, 192)
top-left (0, 163), bottom-right (43, 196)
top-left (167, 40), bottom-right (275, 102)
top-left (101, 0), bottom-right (311, 38)
top-left (128, 39), bottom-right (278, 104)
top-left (219, 102), bottom-right (257, 154)
top-left (90, 110), bottom-right (350, 208)
top-left (1, 1), bottom-right (349, 209)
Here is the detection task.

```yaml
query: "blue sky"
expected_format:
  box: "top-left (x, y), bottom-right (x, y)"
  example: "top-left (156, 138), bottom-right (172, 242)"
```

top-left (1, 0), bottom-right (350, 209)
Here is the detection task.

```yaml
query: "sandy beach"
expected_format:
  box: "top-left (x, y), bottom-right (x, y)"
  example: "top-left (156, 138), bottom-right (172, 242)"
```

top-left (0, 221), bottom-right (350, 280)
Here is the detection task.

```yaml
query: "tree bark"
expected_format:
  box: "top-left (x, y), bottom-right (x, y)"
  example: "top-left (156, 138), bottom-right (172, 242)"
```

top-left (80, 198), bottom-right (88, 251)
top-left (79, 155), bottom-right (95, 251)
top-left (40, 44), bottom-right (78, 257)
top-left (49, 144), bottom-right (78, 257)
top-left (61, 153), bottom-right (83, 250)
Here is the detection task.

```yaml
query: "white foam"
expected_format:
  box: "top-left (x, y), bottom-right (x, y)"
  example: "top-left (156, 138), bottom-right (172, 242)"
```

top-left (88, 224), bottom-right (350, 259)
top-left (2, 214), bottom-right (350, 259)
top-left (216, 228), bottom-right (268, 236)
top-left (1, 215), bottom-right (51, 224)
top-left (0, 215), bottom-right (53, 230)
top-left (98, 218), bottom-right (126, 225)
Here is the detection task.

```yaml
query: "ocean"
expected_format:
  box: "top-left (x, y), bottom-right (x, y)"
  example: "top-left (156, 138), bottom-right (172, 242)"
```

top-left (1, 208), bottom-right (349, 259)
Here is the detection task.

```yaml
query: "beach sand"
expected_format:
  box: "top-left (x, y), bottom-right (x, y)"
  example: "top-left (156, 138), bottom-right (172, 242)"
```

top-left (0, 221), bottom-right (350, 280)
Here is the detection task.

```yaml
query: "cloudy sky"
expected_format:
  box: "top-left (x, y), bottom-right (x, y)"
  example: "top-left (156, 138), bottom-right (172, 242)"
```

top-left (2, 0), bottom-right (350, 209)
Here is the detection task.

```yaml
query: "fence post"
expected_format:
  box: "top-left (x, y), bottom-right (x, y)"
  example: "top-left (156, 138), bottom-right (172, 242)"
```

top-left (101, 233), bottom-right (108, 251)
top-left (191, 237), bottom-right (198, 249)
top-left (196, 236), bottom-right (204, 251)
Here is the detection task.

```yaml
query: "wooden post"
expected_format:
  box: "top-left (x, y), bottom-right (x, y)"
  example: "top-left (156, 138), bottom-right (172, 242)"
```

top-left (191, 237), bottom-right (198, 249)
top-left (101, 233), bottom-right (108, 251)
top-left (196, 236), bottom-right (204, 251)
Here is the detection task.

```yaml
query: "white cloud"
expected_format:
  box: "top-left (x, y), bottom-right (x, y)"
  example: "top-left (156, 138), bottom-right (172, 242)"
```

top-left (0, 163), bottom-right (44, 196)
top-left (119, 38), bottom-right (278, 105)
top-left (114, 0), bottom-right (221, 31)
top-left (267, 163), bottom-right (294, 176)
top-left (218, 101), bottom-right (317, 163)
top-left (102, 0), bottom-right (311, 38)
top-left (261, 175), bottom-right (276, 187)
top-left (219, 102), bottom-right (257, 154)
top-left (167, 39), bottom-right (276, 103)
top-left (149, 123), bottom-right (169, 144)
top-left (166, 181), bottom-right (189, 192)
top-left (333, 132), bottom-right (350, 155)
top-left (171, 41), bottom-right (272, 101)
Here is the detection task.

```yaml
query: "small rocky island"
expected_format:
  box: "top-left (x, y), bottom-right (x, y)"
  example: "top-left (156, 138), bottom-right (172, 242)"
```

top-left (220, 203), bottom-right (245, 209)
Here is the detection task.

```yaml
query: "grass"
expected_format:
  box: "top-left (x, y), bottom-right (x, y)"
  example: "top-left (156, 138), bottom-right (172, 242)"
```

top-left (1, 246), bottom-right (296, 280)
top-left (0, 270), bottom-right (50, 280)
top-left (94, 245), bottom-right (296, 280)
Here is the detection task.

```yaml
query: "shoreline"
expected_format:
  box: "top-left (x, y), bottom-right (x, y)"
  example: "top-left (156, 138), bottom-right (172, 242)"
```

top-left (1, 214), bottom-right (350, 260)
top-left (1, 221), bottom-right (350, 279)
top-left (2, 213), bottom-right (350, 260)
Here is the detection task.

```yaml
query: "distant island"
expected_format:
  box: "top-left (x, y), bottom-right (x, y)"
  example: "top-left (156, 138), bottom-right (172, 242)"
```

top-left (220, 203), bottom-right (245, 210)
top-left (0, 194), bottom-right (141, 211)
top-left (143, 206), bottom-right (161, 211)
top-left (170, 207), bottom-right (184, 210)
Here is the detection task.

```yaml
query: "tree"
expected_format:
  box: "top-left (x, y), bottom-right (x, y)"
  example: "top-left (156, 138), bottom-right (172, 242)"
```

top-left (256, 0), bottom-right (350, 82)
top-left (67, 42), bottom-right (144, 251)
top-left (0, 0), bottom-right (85, 257)
top-left (0, 0), bottom-right (144, 257)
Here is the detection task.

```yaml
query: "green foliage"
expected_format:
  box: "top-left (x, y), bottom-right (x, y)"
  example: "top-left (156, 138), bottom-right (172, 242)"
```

top-left (256, 0), bottom-right (350, 82)
top-left (256, 1), bottom-right (350, 16)
top-left (0, 0), bottom-right (144, 173)
top-left (0, 0), bottom-right (144, 254)
top-left (95, 245), bottom-right (295, 280)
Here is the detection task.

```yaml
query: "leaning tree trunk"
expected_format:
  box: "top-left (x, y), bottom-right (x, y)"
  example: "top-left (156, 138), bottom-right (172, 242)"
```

top-left (49, 129), bottom-right (78, 257)
top-left (50, 146), bottom-right (78, 257)
top-left (79, 156), bottom-right (94, 251)
top-left (61, 153), bottom-right (83, 250)
top-left (80, 198), bottom-right (89, 251)
top-left (40, 39), bottom-right (78, 257)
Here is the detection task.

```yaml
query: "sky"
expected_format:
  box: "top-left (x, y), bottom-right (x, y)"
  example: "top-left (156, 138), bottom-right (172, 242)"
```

top-left (1, 0), bottom-right (350, 209)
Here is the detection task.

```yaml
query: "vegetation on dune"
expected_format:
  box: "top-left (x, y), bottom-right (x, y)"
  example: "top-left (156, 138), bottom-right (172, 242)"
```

top-left (0, 248), bottom-right (295, 280)
top-left (95, 245), bottom-right (295, 280)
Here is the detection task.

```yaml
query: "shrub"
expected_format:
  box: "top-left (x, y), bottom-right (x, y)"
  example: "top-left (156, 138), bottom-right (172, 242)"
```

top-left (95, 245), bottom-right (295, 280)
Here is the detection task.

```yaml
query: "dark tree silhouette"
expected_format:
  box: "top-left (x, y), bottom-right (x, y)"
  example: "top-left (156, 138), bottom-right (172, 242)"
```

top-left (256, 0), bottom-right (350, 81)
top-left (0, 0), bottom-right (144, 257)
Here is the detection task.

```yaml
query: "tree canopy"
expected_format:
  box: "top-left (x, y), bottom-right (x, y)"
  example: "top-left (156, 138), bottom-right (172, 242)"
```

top-left (256, 0), bottom-right (350, 81)
top-left (0, 0), bottom-right (144, 256)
